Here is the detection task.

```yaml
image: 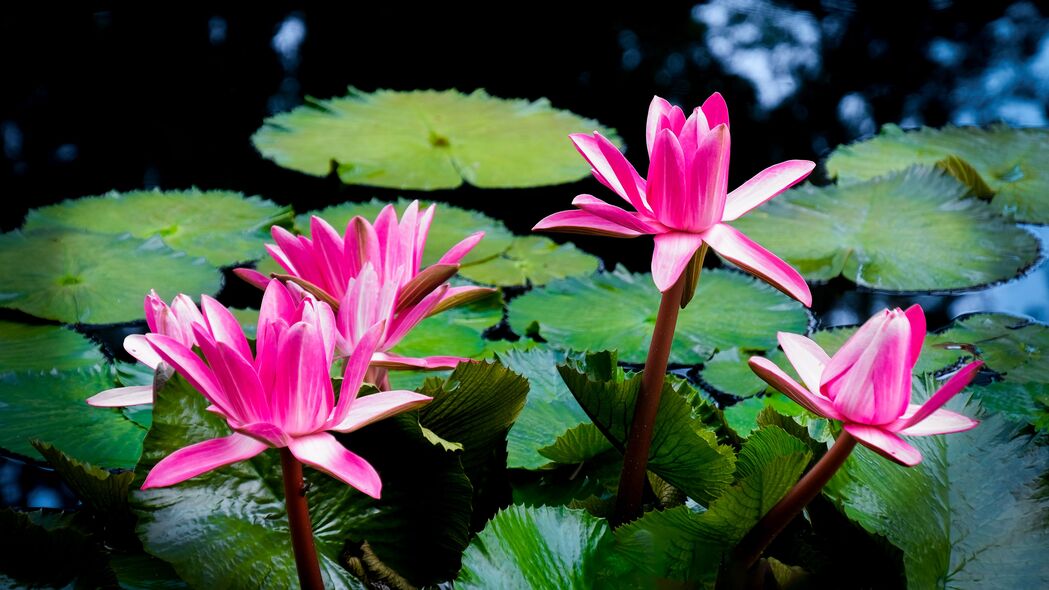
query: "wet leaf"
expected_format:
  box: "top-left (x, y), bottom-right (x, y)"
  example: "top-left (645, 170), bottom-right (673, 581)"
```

top-left (0, 320), bottom-right (105, 374)
top-left (459, 236), bottom-right (600, 287)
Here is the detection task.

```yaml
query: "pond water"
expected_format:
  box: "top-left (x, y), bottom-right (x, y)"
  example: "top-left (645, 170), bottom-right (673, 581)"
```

top-left (2, 3), bottom-right (1047, 509)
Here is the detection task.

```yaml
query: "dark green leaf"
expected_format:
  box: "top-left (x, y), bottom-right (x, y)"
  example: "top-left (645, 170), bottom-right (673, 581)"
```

top-left (32, 441), bottom-right (135, 517)
top-left (970, 381), bottom-right (1049, 433)
top-left (538, 423), bottom-right (613, 465)
top-left (0, 509), bottom-right (116, 589)
top-left (917, 313), bottom-right (1049, 382)
top-left (0, 320), bottom-right (105, 374)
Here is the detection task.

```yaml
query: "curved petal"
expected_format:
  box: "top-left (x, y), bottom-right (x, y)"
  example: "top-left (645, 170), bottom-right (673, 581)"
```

top-left (843, 424), bottom-right (922, 466)
top-left (386, 284), bottom-right (448, 348)
top-left (533, 210), bottom-right (642, 238)
top-left (701, 92), bottom-right (730, 129)
top-left (124, 334), bottom-right (162, 369)
top-left (273, 323), bottom-right (333, 436)
top-left (309, 215), bottom-right (348, 295)
top-left (370, 352), bottom-right (467, 370)
top-left (700, 223), bottom-right (811, 306)
top-left (688, 125), bottom-right (730, 230)
top-left (233, 267), bottom-right (271, 291)
top-left (288, 432), bottom-right (382, 499)
top-left (330, 322), bottom-right (386, 428)
top-left (828, 315), bottom-right (911, 425)
top-left (431, 286), bottom-right (498, 316)
top-left (903, 304), bottom-right (927, 367)
top-left (721, 160), bottom-right (815, 221)
top-left (329, 390), bottom-right (432, 433)
top-left (86, 385), bottom-right (154, 407)
top-left (569, 133), bottom-right (647, 212)
top-left (647, 129), bottom-right (687, 227)
top-left (646, 96), bottom-right (675, 154)
top-left (200, 295), bottom-right (253, 362)
top-left (820, 310), bottom-right (891, 398)
top-left (748, 356), bottom-right (842, 419)
top-left (676, 107), bottom-right (709, 156)
top-left (141, 433), bottom-right (267, 489)
top-left (897, 361), bottom-right (983, 431)
top-left (145, 334), bottom-right (230, 416)
top-left (572, 194), bottom-right (662, 234)
top-left (896, 407), bottom-right (978, 436)
top-left (777, 332), bottom-right (831, 394)
top-left (414, 204), bottom-right (436, 275)
top-left (437, 232), bottom-right (484, 265)
top-left (651, 232), bottom-right (705, 292)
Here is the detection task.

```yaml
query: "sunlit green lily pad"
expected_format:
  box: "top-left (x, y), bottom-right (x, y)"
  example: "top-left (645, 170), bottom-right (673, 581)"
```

top-left (253, 88), bottom-right (618, 189)
top-left (0, 321), bottom-right (105, 374)
top-left (390, 292), bottom-right (504, 360)
top-left (508, 268), bottom-right (809, 365)
top-left (826, 124), bottom-right (1049, 224)
top-left (917, 313), bottom-right (1049, 382)
top-left (0, 230), bottom-right (222, 324)
top-left (459, 236), bottom-right (600, 287)
top-left (24, 189), bottom-right (292, 267)
top-left (731, 166), bottom-right (1041, 291)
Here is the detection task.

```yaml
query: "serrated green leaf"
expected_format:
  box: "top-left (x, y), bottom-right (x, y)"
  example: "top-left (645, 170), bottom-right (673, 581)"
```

top-left (24, 189), bottom-right (293, 266)
top-left (0, 320), bottom-right (105, 374)
top-left (32, 441), bottom-right (135, 517)
top-left (731, 166), bottom-right (1041, 291)
top-left (538, 423), bottom-right (613, 465)
top-left (509, 268), bottom-right (808, 365)
top-left (254, 88), bottom-right (619, 189)
top-left (458, 236), bottom-right (600, 287)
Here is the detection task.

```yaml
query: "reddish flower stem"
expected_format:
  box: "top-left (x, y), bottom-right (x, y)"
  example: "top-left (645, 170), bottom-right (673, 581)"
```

top-left (612, 272), bottom-right (687, 526)
top-left (279, 448), bottom-right (325, 590)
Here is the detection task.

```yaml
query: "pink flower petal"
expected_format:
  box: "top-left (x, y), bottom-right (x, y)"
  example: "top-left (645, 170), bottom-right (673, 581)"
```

top-left (431, 285), bottom-right (498, 316)
top-left (898, 361), bottom-right (983, 431)
top-left (569, 133), bottom-right (647, 212)
top-left (288, 432), bottom-right (382, 498)
top-left (572, 194), bottom-right (662, 234)
top-left (233, 267), bottom-right (271, 291)
top-left (86, 385), bottom-right (154, 407)
top-left (141, 433), bottom-right (267, 489)
top-left (701, 92), bottom-right (730, 129)
top-left (273, 323), bottom-right (333, 436)
top-left (651, 232), bottom-right (705, 292)
top-left (344, 216), bottom-right (379, 285)
top-left (828, 315), bottom-right (910, 424)
top-left (777, 332), bottom-right (831, 394)
top-left (721, 160), bottom-right (815, 221)
top-left (647, 129), bottom-right (687, 227)
top-left (437, 232), bottom-right (484, 265)
top-left (646, 96), bottom-right (675, 154)
top-left (699, 223), bottom-right (811, 306)
top-left (843, 424), bottom-right (922, 466)
top-left (533, 210), bottom-right (643, 238)
top-left (124, 334), bottom-right (162, 369)
top-left (385, 284), bottom-right (448, 348)
top-left (748, 356), bottom-right (842, 419)
top-left (675, 107), bottom-right (709, 156)
top-left (897, 407), bottom-right (978, 436)
top-left (145, 334), bottom-right (231, 416)
top-left (903, 304), bottom-right (927, 367)
top-left (820, 310), bottom-right (890, 398)
top-left (687, 124), bottom-right (730, 231)
top-left (200, 295), bottom-right (253, 362)
top-left (414, 203), bottom-right (436, 275)
top-left (330, 322), bottom-right (386, 428)
top-left (329, 390), bottom-right (432, 433)
top-left (370, 352), bottom-right (467, 370)
top-left (309, 216), bottom-right (348, 296)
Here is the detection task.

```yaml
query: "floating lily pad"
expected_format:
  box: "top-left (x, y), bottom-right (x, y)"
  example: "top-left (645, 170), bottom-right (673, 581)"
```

top-left (390, 292), bottom-right (504, 360)
top-left (24, 189), bottom-right (292, 267)
top-left (0, 321), bottom-right (105, 373)
top-left (459, 236), bottom-right (600, 287)
top-left (254, 88), bottom-right (618, 189)
top-left (722, 393), bottom-right (807, 437)
top-left (917, 313), bottom-right (1049, 382)
top-left (731, 166), bottom-right (1041, 291)
top-left (698, 348), bottom-right (768, 398)
top-left (826, 124), bottom-right (1049, 224)
top-left (0, 230), bottom-right (222, 324)
top-left (971, 381), bottom-right (1049, 433)
top-left (508, 268), bottom-right (809, 365)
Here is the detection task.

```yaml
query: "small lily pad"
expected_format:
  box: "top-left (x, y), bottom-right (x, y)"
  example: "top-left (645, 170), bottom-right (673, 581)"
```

top-left (0, 230), bottom-right (222, 324)
top-left (254, 88), bottom-right (619, 189)
top-left (0, 321), bottom-right (105, 374)
top-left (24, 189), bottom-right (293, 267)
top-left (826, 124), bottom-right (1049, 224)
top-left (508, 268), bottom-right (809, 365)
top-left (731, 166), bottom-right (1042, 291)
top-left (459, 236), bottom-right (600, 287)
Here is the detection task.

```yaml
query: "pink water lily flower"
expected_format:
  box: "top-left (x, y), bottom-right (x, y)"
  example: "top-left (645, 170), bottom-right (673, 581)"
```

top-left (87, 290), bottom-right (206, 407)
top-left (534, 93), bottom-right (813, 305)
top-left (749, 305), bottom-right (981, 466)
top-left (140, 279), bottom-right (431, 498)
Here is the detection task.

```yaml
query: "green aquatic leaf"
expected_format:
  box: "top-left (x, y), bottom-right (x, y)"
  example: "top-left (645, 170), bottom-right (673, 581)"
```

top-left (731, 166), bottom-right (1041, 291)
top-left (723, 393), bottom-right (807, 437)
top-left (32, 441), bottom-right (135, 518)
top-left (508, 268), bottom-right (809, 365)
top-left (0, 320), bottom-right (105, 373)
top-left (698, 347), bottom-right (769, 398)
top-left (917, 313), bottom-right (1049, 382)
top-left (969, 381), bottom-right (1049, 433)
top-left (23, 189), bottom-right (292, 267)
top-left (456, 505), bottom-right (616, 589)
top-left (254, 88), bottom-right (619, 189)
top-left (0, 229), bottom-right (222, 324)
top-left (826, 124), bottom-right (1049, 223)
top-left (0, 364), bottom-right (144, 469)
top-left (538, 423), bottom-right (614, 465)
top-left (459, 236), bottom-right (601, 287)
top-left (390, 292), bottom-right (504, 360)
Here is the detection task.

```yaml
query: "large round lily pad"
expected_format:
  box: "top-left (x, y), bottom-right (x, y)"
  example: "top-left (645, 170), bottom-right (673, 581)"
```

top-left (24, 189), bottom-right (293, 267)
top-left (0, 321), bottom-right (105, 374)
top-left (507, 268), bottom-right (809, 365)
top-left (826, 124), bottom-right (1049, 224)
top-left (459, 236), bottom-right (600, 287)
top-left (253, 88), bottom-right (619, 189)
top-left (0, 230), bottom-right (222, 324)
top-left (730, 166), bottom-right (1041, 291)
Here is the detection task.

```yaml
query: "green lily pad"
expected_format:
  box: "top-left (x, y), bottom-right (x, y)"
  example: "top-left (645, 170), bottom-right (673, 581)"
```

top-left (0, 321), bottom-right (105, 373)
top-left (24, 189), bottom-right (293, 267)
top-left (0, 230), bottom-right (222, 324)
top-left (731, 166), bottom-right (1041, 291)
top-left (970, 381), bottom-right (1049, 433)
top-left (824, 392), bottom-right (1049, 588)
top-left (253, 88), bottom-right (619, 189)
top-left (456, 505), bottom-right (616, 589)
top-left (390, 292), bottom-right (504, 360)
top-left (917, 313), bottom-right (1049, 382)
top-left (459, 236), bottom-right (601, 287)
top-left (826, 124), bottom-right (1049, 224)
top-left (698, 347), bottom-right (768, 398)
top-left (0, 364), bottom-right (145, 469)
top-left (722, 393), bottom-right (807, 437)
top-left (32, 441), bottom-right (135, 518)
top-left (508, 268), bottom-right (809, 365)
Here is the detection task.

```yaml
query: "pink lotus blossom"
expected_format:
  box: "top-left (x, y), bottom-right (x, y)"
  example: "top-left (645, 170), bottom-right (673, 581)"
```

top-left (533, 93), bottom-right (813, 305)
top-left (86, 290), bottom-right (206, 407)
top-left (749, 305), bottom-right (981, 466)
top-left (140, 279), bottom-right (431, 498)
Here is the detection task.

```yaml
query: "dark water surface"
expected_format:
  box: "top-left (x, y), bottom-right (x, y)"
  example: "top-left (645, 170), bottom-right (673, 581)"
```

top-left (2, 3), bottom-right (1048, 508)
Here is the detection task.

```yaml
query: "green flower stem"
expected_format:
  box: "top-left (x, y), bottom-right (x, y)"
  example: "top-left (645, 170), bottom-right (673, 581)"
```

top-left (613, 272), bottom-right (688, 526)
top-left (279, 448), bottom-right (325, 590)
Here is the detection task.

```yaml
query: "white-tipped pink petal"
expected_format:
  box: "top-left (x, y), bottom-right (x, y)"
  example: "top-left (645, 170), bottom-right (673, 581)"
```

top-left (721, 160), bottom-right (815, 221)
top-left (124, 334), bottom-right (163, 369)
top-left (647, 129), bottom-right (687, 226)
top-left (309, 216), bottom-right (348, 295)
top-left (200, 295), bottom-right (253, 362)
top-left (570, 133), bottom-right (647, 212)
top-left (777, 332), bottom-right (831, 394)
top-left (821, 311), bottom-right (891, 398)
top-left (826, 317), bottom-right (907, 425)
top-left (288, 432), bottom-right (382, 498)
top-left (258, 280), bottom-right (297, 334)
top-left (141, 433), bottom-right (267, 489)
top-left (329, 390), bottom-right (432, 433)
top-left (233, 267), bottom-right (272, 291)
top-left (572, 194), bottom-right (662, 234)
top-left (748, 356), bottom-right (842, 419)
top-left (437, 232), bottom-right (484, 265)
top-left (145, 334), bottom-right (231, 416)
top-left (903, 305), bottom-right (927, 367)
top-left (700, 223), bottom-right (811, 306)
top-left (896, 407), bottom-right (979, 436)
top-left (370, 352), bottom-right (467, 370)
top-left (651, 232), bottom-right (705, 292)
top-left (533, 210), bottom-right (643, 238)
top-left (843, 424), bottom-right (922, 466)
top-left (646, 96), bottom-right (676, 154)
top-left (272, 323), bottom-right (333, 435)
top-left (701, 92), bottom-right (730, 128)
top-left (899, 361), bottom-right (983, 430)
top-left (86, 385), bottom-right (154, 407)
top-left (687, 125), bottom-right (730, 230)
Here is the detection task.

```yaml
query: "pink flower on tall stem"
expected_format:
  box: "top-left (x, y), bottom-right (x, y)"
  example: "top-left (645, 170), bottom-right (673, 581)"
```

top-left (534, 93), bottom-right (813, 304)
